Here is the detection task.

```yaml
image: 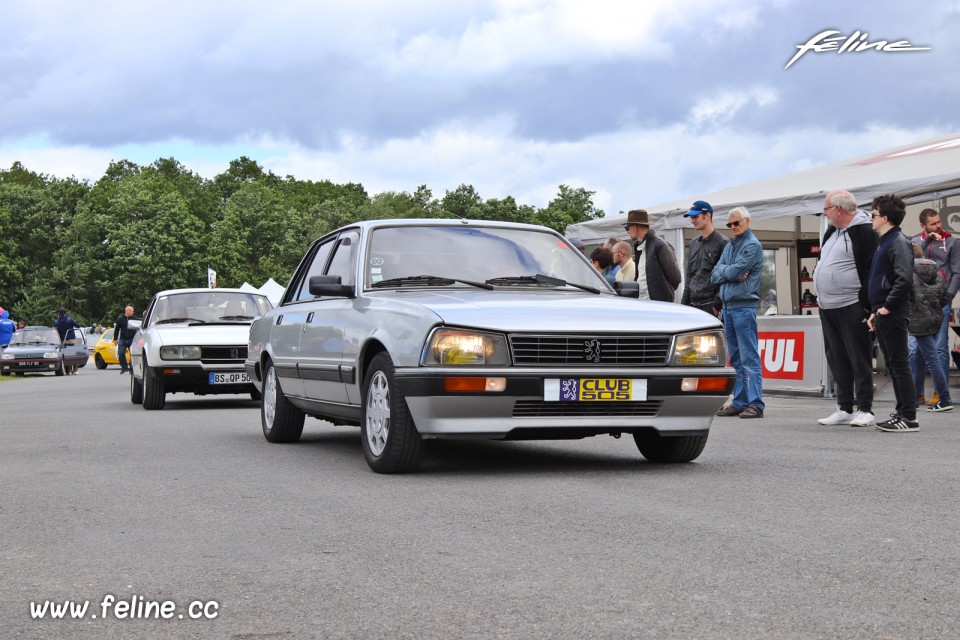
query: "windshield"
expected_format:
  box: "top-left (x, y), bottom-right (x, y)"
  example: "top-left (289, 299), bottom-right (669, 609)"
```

top-left (364, 226), bottom-right (608, 290)
top-left (149, 292), bottom-right (273, 325)
top-left (11, 328), bottom-right (60, 346)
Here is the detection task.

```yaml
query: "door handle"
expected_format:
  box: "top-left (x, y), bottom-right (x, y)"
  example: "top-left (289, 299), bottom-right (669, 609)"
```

top-left (307, 312), bottom-right (315, 323)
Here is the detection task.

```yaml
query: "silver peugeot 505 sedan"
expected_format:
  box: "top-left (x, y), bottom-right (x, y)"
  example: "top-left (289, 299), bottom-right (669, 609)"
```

top-left (246, 219), bottom-right (734, 473)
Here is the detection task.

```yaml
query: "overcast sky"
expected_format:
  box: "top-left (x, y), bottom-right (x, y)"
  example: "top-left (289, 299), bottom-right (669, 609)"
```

top-left (2, 0), bottom-right (957, 214)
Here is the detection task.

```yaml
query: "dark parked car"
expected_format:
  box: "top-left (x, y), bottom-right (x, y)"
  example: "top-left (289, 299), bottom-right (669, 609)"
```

top-left (246, 219), bottom-right (734, 473)
top-left (0, 326), bottom-right (89, 376)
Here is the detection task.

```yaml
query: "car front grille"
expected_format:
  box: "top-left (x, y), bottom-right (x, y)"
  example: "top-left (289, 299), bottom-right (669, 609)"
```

top-left (200, 346), bottom-right (248, 364)
top-left (512, 400), bottom-right (662, 418)
top-left (509, 334), bottom-right (672, 367)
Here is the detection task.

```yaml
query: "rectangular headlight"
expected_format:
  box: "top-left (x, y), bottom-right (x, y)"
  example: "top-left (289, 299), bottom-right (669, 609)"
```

top-left (160, 346), bottom-right (202, 360)
top-left (421, 329), bottom-right (510, 366)
top-left (671, 331), bottom-right (726, 366)
top-left (1, 353), bottom-right (13, 360)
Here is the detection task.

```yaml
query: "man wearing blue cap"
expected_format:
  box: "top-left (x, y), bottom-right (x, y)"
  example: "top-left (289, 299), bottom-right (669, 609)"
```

top-left (681, 200), bottom-right (728, 317)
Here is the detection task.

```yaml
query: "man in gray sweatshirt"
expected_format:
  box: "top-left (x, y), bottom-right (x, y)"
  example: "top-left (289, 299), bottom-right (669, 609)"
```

top-left (813, 190), bottom-right (879, 427)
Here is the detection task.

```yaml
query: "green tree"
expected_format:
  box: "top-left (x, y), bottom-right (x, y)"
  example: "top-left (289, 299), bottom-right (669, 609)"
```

top-left (440, 184), bottom-right (482, 219)
top-left (533, 184), bottom-right (604, 232)
top-left (208, 182), bottom-right (308, 288)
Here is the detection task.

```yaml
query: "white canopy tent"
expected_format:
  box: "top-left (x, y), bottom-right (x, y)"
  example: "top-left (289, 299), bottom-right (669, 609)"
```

top-left (567, 131), bottom-right (960, 242)
top-left (238, 278), bottom-right (286, 306)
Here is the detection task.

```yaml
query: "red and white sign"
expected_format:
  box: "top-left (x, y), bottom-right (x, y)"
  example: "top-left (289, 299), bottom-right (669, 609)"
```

top-left (758, 331), bottom-right (804, 380)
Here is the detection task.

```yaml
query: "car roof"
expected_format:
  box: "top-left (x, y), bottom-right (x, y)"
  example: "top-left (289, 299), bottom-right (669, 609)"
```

top-left (150, 287), bottom-right (262, 298)
top-left (354, 218), bottom-right (550, 231)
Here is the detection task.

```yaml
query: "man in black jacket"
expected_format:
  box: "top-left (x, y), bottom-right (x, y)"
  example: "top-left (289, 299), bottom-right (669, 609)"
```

top-left (867, 194), bottom-right (918, 432)
top-left (814, 190), bottom-right (879, 427)
top-left (113, 305), bottom-right (137, 374)
top-left (681, 200), bottom-right (728, 316)
top-left (623, 209), bottom-right (682, 302)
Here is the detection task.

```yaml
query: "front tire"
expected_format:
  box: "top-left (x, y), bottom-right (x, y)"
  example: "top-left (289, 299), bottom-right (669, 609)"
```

top-left (261, 361), bottom-right (304, 443)
top-left (55, 360), bottom-right (65, 376)
top-left (361, 352), bottom-right (424, 473)
top-left (142, 361), bottom-right (166, 410)
top-left (95, 354), bottom-right (107, 369)
top-left (633, 432), bottom-right (708, 463)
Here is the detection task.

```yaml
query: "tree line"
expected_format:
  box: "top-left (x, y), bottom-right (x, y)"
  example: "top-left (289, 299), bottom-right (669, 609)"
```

top-left (0, 157), bottom-right (604, 327)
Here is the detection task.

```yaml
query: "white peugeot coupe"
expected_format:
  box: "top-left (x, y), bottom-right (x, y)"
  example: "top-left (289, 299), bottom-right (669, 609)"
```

top-left (130, 288), bottom-right (273, 409)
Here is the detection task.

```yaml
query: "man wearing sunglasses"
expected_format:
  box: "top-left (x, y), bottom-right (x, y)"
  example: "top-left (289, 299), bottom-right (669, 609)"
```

top-left (814, 190), bottom-right (878, 427)
top-left (868, 194), bottom-right (919, 432)
top-left (711, 207), bottom-right (765, 419)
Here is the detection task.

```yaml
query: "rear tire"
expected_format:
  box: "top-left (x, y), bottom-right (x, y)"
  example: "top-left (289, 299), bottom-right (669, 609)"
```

top-left (361, 352), bottom-right (424, 473)
top-left (142, 361), bottom-right (166, 410)
top-left (130, 368), bottom-right (143, 405)
top-left (633, 432), bottom-right (708, 463)
top-left (261, 361), bottom-right (304, 443)
top-left (95, 354), bottom-right (107, 369)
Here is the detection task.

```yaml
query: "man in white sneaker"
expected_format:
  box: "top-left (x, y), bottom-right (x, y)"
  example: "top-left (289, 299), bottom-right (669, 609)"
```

top-left (814, 190), bottom-right (879, 427)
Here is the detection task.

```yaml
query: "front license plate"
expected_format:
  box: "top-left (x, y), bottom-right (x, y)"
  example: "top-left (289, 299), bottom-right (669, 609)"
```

top-left (20, 361), bottom-right (40, 366)
top-left (209, 372), bottom-right (251, 385)
top-left (544, 378), bottom-right (647, 402)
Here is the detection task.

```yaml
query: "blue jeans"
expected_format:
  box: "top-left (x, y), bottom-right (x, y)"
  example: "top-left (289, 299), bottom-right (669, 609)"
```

top-left (912, 334), bottom-right (952, 405)
top-left (723, 307), bottom-right (764, 411)
top-left (117, 338), bottom-right (132, 372)
top-left (908, 304), bottom-right (950, 396)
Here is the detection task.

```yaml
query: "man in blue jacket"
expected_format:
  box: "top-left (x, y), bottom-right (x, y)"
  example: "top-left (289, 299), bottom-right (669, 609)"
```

top-left (711, 206), bottom-right (765, 419)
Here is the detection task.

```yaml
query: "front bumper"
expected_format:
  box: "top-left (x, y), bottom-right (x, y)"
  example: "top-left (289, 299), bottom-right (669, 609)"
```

top-left (147, 364), bottom-right (255, 395)
top-left (1, 358), bottom-right (59, 373)
top-left (394, 366), bottom-right (734, 438)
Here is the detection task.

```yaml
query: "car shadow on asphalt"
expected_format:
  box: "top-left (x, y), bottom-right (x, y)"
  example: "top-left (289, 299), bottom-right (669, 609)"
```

top-left (293, 427), bottom-right (705, 476)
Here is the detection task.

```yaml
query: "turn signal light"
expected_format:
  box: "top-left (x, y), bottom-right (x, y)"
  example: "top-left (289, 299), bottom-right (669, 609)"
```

top-left (681, 377), bottom-right (731, 392)
top-left (444, 377), bottom-right (506, 392)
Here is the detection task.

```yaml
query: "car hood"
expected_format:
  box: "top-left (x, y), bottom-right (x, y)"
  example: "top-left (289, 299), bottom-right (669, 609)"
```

top-left (3, 344), bottom-right (60, 354)
top-left (145, 323), bottom-right (253, 346)
top-left (369, 290), bottom-right (722, 333)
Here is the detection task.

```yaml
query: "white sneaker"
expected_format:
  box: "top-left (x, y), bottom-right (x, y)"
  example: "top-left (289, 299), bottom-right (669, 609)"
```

top-left (849, 410), bottom-right (876, 427)
top-left (818, 408), bottom-right (854, 425)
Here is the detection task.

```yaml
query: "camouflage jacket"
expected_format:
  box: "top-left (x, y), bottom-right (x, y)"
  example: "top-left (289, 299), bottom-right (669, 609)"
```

top-left (909, 259), bottom-right (950, 336)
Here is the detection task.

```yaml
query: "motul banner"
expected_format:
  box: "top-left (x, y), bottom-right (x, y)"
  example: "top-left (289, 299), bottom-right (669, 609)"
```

top-left (756, 316), bottom-right (825, 394)
top-left (759, 331), bottom-right (804, 380)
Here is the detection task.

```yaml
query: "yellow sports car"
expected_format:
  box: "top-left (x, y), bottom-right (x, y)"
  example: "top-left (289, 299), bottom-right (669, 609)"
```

top-left (94, 329), bottom-right (129, 369)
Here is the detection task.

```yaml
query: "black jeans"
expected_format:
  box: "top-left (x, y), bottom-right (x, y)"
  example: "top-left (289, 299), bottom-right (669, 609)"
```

top-left (820, 303), bottom-right (874, 413)
top-left (875, 311), bottom-right (917, 420)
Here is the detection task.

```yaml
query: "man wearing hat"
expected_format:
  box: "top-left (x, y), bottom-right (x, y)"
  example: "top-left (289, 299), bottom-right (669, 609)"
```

top-left (622, 209), bottom-right (682, 302)
top-left (681, 200), bottom-right (728, 316)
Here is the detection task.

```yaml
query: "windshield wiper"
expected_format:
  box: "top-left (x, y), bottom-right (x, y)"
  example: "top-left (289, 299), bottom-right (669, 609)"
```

top-left (372, 274), bottom-right (493, 290)
top-left (154, 317), bottom-right (207, 325)
top-left (219, 315), bottom-right (255, 320)
top-left (485, 273), bottom-right (601, 294)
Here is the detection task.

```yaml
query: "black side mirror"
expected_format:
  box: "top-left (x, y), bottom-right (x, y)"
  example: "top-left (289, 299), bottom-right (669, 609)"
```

top-left (612, 281), bottom-right (640, 298)
top-left (308, 275), bottom-right (355, 298)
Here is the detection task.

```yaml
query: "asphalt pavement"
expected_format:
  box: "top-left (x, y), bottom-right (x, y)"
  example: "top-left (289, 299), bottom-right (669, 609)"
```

top-left (1, 361), bottom-right (959, 639)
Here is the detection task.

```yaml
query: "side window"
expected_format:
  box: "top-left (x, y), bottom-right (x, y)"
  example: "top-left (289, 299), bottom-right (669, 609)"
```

top-left (294, 239), bottom-right (337, 302)
top-left (326, 231), bottom-right (359, 286)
